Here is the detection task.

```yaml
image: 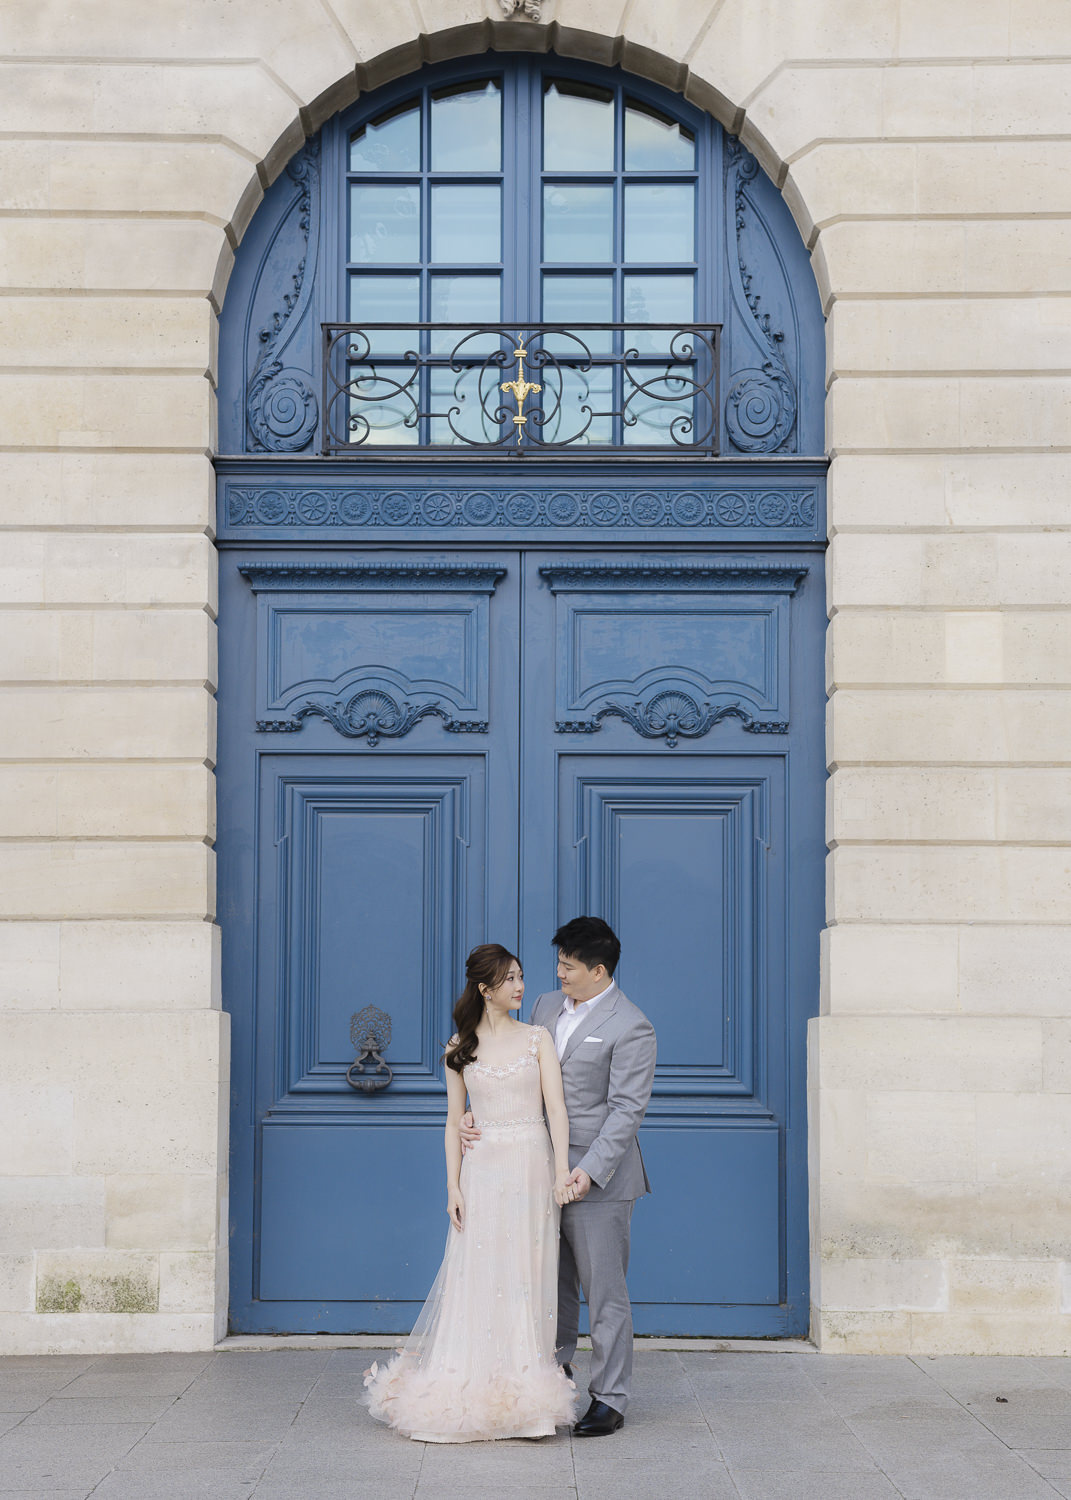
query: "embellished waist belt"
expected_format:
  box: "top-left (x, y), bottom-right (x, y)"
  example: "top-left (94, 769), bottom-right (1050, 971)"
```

top-left (478, 1117), bottom-right (544, 1131)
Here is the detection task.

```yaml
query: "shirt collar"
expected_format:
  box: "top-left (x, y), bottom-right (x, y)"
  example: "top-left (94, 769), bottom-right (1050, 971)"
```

top-left (561, 980), bottom-right (614, 1016)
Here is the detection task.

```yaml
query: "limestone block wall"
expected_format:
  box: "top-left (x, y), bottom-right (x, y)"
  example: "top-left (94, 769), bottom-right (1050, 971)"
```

top-left (0, 0), bottom-right (1067, 1354)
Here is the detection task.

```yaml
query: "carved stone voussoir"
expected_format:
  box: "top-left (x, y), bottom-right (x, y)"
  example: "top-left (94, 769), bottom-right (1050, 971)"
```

top-left (498, 0), bottom-right (544, 19)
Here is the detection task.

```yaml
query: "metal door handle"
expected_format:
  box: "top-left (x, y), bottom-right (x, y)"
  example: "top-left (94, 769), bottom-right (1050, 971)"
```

top-left (346, 1004), bottom-right (393, 1093)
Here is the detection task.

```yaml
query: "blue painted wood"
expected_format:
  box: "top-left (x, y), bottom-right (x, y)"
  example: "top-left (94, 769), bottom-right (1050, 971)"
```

top-left (520, 551), bottom-right (824, 1334)
top-left (216, 51), bottom-right (827, 1340)
top-left (215, 456), bottom-right (827, 544)
top-left (219, 542), bottom-right (823, 1336)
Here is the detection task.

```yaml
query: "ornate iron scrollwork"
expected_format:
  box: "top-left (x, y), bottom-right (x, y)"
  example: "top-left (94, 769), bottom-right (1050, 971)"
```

top-left (321, 323), bottom-right (720, 455)
top-left (256, 687), bottom-right (488, 745)
top-left (557, 690), bottom-right (788, 747)
top-left (347, 1005), bottom-right (393, 1093)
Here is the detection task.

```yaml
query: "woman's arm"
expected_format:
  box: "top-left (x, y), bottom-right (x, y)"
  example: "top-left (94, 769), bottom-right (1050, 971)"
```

top-left (444, 1050), bottom-right (467, 1231)
top-left (536, 1028), bottom-right (574, 1205)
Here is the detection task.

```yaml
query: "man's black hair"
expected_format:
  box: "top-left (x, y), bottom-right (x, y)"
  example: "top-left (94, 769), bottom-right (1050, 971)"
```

top-left (552, 915), bottom-right (621, 978)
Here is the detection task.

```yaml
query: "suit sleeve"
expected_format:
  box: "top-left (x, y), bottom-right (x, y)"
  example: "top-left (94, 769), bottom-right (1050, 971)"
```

top-left (576, 1015), bottom-right (657, 1190)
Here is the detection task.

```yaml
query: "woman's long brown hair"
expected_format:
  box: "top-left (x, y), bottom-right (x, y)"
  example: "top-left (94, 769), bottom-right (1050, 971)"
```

top-left (445, 943), bottom-right (521, 1073)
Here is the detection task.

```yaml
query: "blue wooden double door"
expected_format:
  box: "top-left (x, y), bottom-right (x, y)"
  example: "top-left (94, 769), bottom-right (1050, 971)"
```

top-left (220, 540), bottom-right (823, 1336)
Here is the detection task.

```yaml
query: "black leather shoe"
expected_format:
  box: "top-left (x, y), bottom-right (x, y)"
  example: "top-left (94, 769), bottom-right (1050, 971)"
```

top-left (561, 1362), bottom-right (573, 1380)
top-left (573, 1397), bottom-right (624, 1436)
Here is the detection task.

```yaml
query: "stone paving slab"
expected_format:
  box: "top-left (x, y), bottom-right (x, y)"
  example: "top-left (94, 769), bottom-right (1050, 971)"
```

top-left (0, 1347), bottom-right (1069, 1498)
top-left (89, 1479), bottom-right (257, 1500)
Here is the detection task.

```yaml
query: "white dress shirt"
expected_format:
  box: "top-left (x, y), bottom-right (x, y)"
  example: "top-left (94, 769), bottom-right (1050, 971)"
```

top-left (554, 981), bottom-right (614, 1059)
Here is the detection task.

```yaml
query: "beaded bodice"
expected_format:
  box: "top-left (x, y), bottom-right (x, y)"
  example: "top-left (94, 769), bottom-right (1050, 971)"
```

top-left (464, 1025), bottom-right (546, 1128)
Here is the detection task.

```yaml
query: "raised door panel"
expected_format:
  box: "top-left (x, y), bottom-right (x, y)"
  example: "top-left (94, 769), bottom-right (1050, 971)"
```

top-left (262, 762), bottom-right (484, 1100)
top-left (564, 762), bottom-right (780, 1099)
top-left (239, 560), bottom-right (504, 740)
top-left (560, 754), bottom-right (785, 1311)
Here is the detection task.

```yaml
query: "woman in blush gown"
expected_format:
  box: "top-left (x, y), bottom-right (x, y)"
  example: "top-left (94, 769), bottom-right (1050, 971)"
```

top-left (363, 943), bottom-right (579, 1443)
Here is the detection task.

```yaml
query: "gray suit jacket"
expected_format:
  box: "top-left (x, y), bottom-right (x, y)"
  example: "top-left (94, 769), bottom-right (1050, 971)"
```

top-left (532, 983), bottom-right (657, 1202)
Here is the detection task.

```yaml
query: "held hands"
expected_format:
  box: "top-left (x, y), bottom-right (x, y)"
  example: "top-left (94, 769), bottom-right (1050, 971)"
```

top-left (557, 1167), bottom-right (592, 1206)
top-left (447, 1186), bottom-right (464, 1232)
top-left (554, 1172), bottom-right (574, 1207)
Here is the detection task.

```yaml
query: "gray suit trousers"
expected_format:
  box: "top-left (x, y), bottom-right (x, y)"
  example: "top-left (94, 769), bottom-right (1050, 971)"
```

top-left (555, 1197), bottom-right (634, 1414)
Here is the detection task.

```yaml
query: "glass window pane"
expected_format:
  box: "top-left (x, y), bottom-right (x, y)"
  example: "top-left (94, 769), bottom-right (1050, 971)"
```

top-left (624, 99), bottom-right (695, 171)
top-left (431, 184), bottom-right (501, 263)
top-left (430, 80), bottom-right (502, 171)
top-left (429, 365), bottom-right (501, 446)
top-left (430, 274), bottom-right (500, 354)
top-left (543, 184), bottom-right (614, 263)
top-left (543, 81), bottom-right (614, 171)
top-left (348, 275), bottom-right (420, 356)
top-left (350, 183), bottom-right (420, 263)
top-left (624, 183), bottom-right (695, 262)
top-left (349, 101), bottom-right (421, 172)
top-left (542, 273), bottom-right (614, 354)
top-left (623, 363), bottom-right (695, 447)
top-left (540, 364), bottom-right (613, 445)
top-left (623, 273), bottom-right (694, 353)
top-left (348, 365), bottom-right (420, 446)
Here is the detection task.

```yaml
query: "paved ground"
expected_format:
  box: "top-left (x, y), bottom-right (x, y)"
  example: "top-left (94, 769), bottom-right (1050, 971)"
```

top-left (1, 1346), bottom-right (1070, 1498)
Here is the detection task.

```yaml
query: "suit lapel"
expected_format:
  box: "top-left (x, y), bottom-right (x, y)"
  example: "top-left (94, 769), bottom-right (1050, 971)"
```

top-left (560, 983), bottom-right (620, 1067)
top-left (531, 992), bottom-right (557, 1031)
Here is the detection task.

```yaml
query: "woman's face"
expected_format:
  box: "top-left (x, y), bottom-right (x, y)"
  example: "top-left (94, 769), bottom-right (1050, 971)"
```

top-left (482, 962), bottom-right (524, 1013)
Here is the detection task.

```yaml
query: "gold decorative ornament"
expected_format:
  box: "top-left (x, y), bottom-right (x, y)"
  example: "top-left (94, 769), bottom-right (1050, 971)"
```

top-left (500, 338), bottom-right (542, 441)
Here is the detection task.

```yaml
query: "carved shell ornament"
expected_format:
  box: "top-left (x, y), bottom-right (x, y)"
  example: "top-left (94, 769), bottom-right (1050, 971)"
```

top-left (557, 691), bottom-right (789, 746)
top-left (499, 0), bottom-right (543, 16)
top-left (256, 687), bottom-right (489, 745)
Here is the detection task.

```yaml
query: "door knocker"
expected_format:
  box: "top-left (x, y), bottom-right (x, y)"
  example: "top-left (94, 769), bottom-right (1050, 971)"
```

top-left (347, 1004), bottom-right (394, 1093)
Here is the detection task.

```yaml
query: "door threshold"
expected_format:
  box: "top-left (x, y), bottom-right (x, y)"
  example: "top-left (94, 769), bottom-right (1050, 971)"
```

top-left (215, 1333), bottom-right (816, 1353)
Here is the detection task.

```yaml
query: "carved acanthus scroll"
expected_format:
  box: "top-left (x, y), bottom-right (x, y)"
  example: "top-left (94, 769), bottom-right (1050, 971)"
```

top-left (246, 138), bottom-right (320, 453)
top-left (723, 137), bottom-right (798, 454)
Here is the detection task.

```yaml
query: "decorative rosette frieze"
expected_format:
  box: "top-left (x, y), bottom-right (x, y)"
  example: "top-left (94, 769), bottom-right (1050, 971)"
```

top-left (224, 484), bottom-right (819, 533)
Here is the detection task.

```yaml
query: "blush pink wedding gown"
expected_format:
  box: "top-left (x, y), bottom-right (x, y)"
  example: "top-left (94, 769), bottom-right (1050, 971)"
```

top-left (363, 1024), bottom-right (578, 1442)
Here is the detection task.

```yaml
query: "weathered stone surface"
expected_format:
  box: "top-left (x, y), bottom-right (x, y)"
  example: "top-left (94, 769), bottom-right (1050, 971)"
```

top-left (36, 1251), bottom-right (159, 1314)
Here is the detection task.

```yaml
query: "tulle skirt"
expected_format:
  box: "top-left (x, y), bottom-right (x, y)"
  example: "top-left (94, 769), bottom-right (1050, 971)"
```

top-left (363, 1122), bottom-right (578, 1443)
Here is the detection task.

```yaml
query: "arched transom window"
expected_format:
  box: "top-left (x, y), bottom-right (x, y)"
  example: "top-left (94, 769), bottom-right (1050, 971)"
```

top-left (331, 59), bottom-right (716, 451)
top-left (221, 55), bottom-right (822, 460)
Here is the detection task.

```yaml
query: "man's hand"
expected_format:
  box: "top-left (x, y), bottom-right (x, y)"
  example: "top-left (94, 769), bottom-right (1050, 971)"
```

top-left (565, 1166), bottom-right (592, 1202)
top-left (459, 1110), bottom-right (481, 1154)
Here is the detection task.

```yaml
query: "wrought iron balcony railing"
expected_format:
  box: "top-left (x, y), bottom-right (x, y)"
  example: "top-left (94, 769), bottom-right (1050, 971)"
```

top-left (321, 323), bottom-right (721, 457)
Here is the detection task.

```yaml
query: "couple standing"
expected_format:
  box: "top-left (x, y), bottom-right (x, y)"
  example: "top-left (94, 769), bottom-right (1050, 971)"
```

top-left (364, 916), bottom-right (657, 1443)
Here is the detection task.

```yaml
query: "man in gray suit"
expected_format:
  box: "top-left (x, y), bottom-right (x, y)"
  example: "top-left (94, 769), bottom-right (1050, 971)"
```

top-left (462, 916), bottom-right (656, 1436)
